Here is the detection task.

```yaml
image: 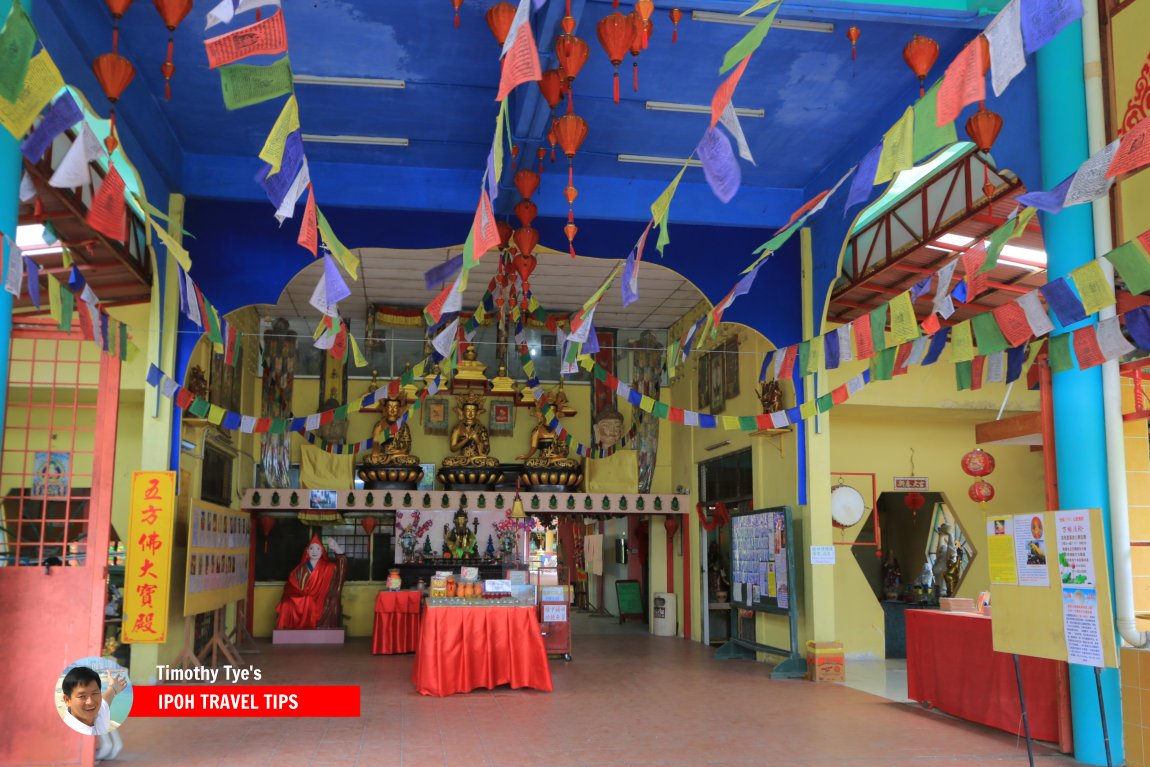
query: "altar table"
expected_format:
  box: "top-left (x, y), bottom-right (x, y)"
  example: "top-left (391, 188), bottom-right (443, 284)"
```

top-left (411, 605), bottom-right (553, 696)
top-left (372, 591), bottom-right (422, 655)
top-left (906, 609), bottom-right (1070, 749)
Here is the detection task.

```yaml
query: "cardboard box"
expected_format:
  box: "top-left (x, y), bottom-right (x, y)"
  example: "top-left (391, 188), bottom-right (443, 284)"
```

top-left (939, 597), bottom-right (977, 613)
top-left (806, 640), bottom-right (845, 682)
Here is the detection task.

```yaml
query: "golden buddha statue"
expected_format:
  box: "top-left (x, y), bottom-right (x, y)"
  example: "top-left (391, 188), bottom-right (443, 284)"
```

top-left (518, 403), bottom-right (583, 491)
top-left (437, 393), bottom-right (503, 488)
top-left (357, 397), bottom-right (424, 488)
top-left (443, 508), bottom-right (478, 559)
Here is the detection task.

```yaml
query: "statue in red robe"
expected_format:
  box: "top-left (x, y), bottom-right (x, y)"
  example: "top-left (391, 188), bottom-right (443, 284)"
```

top-left (275, 536), bottom-right (348, 630)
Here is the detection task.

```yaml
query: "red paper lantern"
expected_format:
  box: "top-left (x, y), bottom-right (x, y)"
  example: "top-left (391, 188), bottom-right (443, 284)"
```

top-left (361, 516), bottom-right (378, 536)
top-left (846, 26), bottom-right (860, 60)
top-left (969, 480), bottom-right (995, 506)
top-left (961, 448), bottom-right (995, 477)
top-left (450, 0), bottom-right (464, 28)
top-left (903, 34), bottom-right (939, 98)
top-left (965, 106), bottom-right (1004, 197)
top-left (634, 0), bottom-right (654, 48)
top-left (597, 12), bottom-right (632, 104)
top-left (538, 69), bottom-right (564, 114)
top-left (93, 53), bottom-right (136, 153)
top-left (512, 252), bottom-right (537, 285)
top-left (555, 28), bottom-right (589, 111)
top-left (514, 169), bottom-right (540, 200)
top-left (663, 516), bottom-right (679, 538)
top-left (669, 8), bottom-right (682, 43)
top-left (628, 11), bottom-right (653, 91)
top-left (496, 220), bottom-right (513, 251)
top-left (513, 226), bottom-right (539, 257)
top-left (153, 0), bottom-right (193, 100)
top-left (536, 146), bottom-right (546, 174)
top-left (514, 199), bottom-right (537, 228)
top-left (548, 123), bottom-right (559, 162)
top-left (485, 1), bottom-right (516, 45)
top-left (554, 113), bottom-right (588, 255)
top-left (904, 492), bottom-right (926, 512)
top-left (105, 0), bottom-right (133, 53)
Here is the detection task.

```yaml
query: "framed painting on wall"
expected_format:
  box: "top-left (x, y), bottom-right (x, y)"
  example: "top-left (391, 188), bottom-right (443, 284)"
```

top-left (697, 353), bottom-right (710, 411)
top-left (489, 400), bottom-right (516, 437)
top-left (710, 353), bottom-right (726, 414)
top-left (723, 337), bottom-right (740, 400)
top-left (32, 452), bottom-right (70, 497)
top-left (424, 396), bottom-right (450, 436)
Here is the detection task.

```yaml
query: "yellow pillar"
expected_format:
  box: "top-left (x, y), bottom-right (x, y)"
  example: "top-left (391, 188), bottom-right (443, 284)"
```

top-left (131, 193), bottom-right (185, 684)
top-left (801, 227), bottom-right (837, 648)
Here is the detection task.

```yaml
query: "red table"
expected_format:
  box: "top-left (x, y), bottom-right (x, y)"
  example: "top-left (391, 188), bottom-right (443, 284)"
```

top-left (411, 605), bottom-right (553, 696)
top-left (906, 610), bottom-right (1070, 750)
top-left (372, 591), bottom-right (422, 655)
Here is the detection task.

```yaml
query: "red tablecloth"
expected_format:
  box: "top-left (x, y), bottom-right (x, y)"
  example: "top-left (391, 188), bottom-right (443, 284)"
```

top-left (411, 605), bottom-right (553, 696)
top-left (906, 610), bottom-right (1069, 748)
top-left (372, 591), bottom-right (422, 655)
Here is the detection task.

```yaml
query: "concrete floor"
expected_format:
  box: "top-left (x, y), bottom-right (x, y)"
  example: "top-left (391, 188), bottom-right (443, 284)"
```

top-left (113, 615), bottom-right (1084, 767)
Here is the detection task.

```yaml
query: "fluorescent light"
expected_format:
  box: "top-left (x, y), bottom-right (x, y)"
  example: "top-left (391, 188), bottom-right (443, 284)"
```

top-left (690, 10), bottom-right (833, 33)
top-left (292, 74), bottom-right (405, 89)
top-left (618, 154), bottom-right (702, 167)
top-left (302, 134), bottom-right (409, 147)
top-left (646, 100), bottom-right (764, 118)
top-left (936, 233), bottom-right (975, 248)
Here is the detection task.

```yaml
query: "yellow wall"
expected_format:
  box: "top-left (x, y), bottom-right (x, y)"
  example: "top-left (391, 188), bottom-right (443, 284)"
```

top-left (829, 399), bottom-right (1046, 658)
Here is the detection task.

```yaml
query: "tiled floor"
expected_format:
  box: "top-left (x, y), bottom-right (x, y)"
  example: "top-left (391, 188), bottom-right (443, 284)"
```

top-left (839, 658), bottom-right (910, 703)
top-left (116, 616), bottom-right (1085, 767)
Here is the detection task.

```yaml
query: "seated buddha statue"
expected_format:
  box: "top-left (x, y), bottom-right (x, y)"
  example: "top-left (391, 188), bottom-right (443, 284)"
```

top-left (443, 508), bottom-right (478, 559)
top-left (358, 397), bottom-right (423, 487)
top-left (438, 393), bottom-right (502, 487)
top-left (518, 403), bottom-right (583, 490)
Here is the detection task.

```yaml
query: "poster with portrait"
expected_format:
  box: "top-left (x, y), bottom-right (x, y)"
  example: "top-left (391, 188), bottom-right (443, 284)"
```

top-left (488, 400), bottom-right (515, 436)
top-left (32, 451), bottom-right (70, 496)
top-left (185, 500), bottom-right (250, 616)
top-left (1013, 513), bottom-right (1049, 587)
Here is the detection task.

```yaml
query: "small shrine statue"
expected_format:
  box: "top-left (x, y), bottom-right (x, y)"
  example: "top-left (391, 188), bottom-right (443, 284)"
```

top-left (519, 402), bottom-right (583, 490)
top-left (486, 534), bottom-right (496, 558)
top-left (707, 541), bottom-right (731, 602)
top-left (549, 381), bottom-right (578, 417)
top-left (882, 551), bottom-right (902, 600)
top-left (422, 535), bottom-right (433, 560)
top-left (365, 369), bottom-right (380, 394)
top-left (933, 522), bottom-right (956, 596)
top-left (944, 547), bottom-right (963, 598)
top-left (438, 393), bottom-right (502, 487)
top-left (359, 397), bottom-right (424, 487)
top-left (275, 536), bottom-right (348, 630)
top-left (443, 508), bottom-right (478, 559)
top-left (186, 365), bottom-right (209, 399)
top-left (756, 380), bottom-right (784, 415)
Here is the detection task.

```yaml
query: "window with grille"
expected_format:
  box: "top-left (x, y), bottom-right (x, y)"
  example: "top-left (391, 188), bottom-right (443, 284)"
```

top-left (0, 333), bottom-right (102, 567)
top-left (253, 517), bottom-right (393, 582)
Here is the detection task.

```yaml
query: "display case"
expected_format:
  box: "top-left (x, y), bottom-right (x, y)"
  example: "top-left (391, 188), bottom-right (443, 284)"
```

top-left (531, 555), bottom-right (572, 661)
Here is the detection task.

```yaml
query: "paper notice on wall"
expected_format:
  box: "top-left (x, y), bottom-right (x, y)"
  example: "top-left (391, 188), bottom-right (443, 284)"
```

top-left (776, 550), bottom-right (789, 608)
top-left (1013, 513), bottom-right (1049, 586)
top-left (767, 563), bottom-right (777, 598)
top-left (987, 516), bottom-right (1018, 584)
top-left (542, 604), bottom-right (567, 623)
top-left (1055, 509), bottom-right (1095, 587)
top-left (733, 581), bottom-right (743, 604)
top-left (1062, 587), bottom-right (1104, 667)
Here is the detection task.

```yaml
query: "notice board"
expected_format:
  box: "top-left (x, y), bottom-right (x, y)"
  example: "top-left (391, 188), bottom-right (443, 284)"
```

top-left (184, 500), bottom-right (251, 616)
top-left (990, 508), bottom-right (1117, 668)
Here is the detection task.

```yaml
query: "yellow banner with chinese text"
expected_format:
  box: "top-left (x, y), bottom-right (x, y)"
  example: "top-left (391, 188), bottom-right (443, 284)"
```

top-left (122, 471), bottom-right (176, 643)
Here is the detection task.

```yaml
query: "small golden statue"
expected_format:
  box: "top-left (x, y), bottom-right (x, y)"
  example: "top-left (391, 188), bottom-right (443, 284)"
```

top-left (365, 369), bottom-right (381, 395)
top-left (443, 508), bottom-right (478, 559)
top-left (454, 345), bottom-right (488, 382)
top-left (549, 381), bottom-right (578, 417)
top-left (518, 403), bottom-right (583, 491)
top-left (438, 393), bottom-right (503, 488)
top-left (357, 397), bottom-right (424, 488)
top-left (756, 380), bottom-right (784, 415)
top-left (490, 363), bottom-right (516, 395)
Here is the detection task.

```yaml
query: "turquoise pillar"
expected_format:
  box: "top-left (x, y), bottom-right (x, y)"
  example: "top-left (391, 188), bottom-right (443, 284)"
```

top-left (1035, 21), bottom-right (1123, 767)
top-left (0, 0), bottom-right (23, 454)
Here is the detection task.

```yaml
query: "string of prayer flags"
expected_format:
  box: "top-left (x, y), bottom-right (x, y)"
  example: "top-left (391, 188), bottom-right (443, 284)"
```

top-left (955, 360), bottom-right (973, 391)
top-left (844, 142), bottom-right (883, 214)
top-left (1125, 306), bottom-right (1150, 350)
top-left (985, 0), bottom-right (1025, 96)
top-left (1106, 240), bottom-right (1150, 294)
top-left (1039, 277), bottom-right (1088, 327)
top-left (870, 347), bottom-right (897, 381)
top-left (258, 130), bottom-right (303, 208)
top-left (205, 0), bottom-right (282, 31)
top-left (972, 311), bottom-right (1009, 354)
top-left (951, 320), bottom-right (975, 362)
top-left (471, 189), bottom-right (501, 260)
top-left (1020, 0), bottom-right (1083, 54)
top-left (952, 279), bottom-right (969, 304)
top-left (874, 108), bottom-right (914, 185)
top-left (961, 243), bottom-right (989, 300)
top-left (24, 255), bottom-right (39, 309)
top-left (315, 207), bottom-right (359, 280)
top-left (853, 315), bottom-right (875, 359)
top-left (500, 0), bottom-right (532, 57)
top-left (86, 165), bottom-right (128, 242)
top-left (259, 95), bottom-right (300, 175)
top-left (49, 123), bottom-right (103, 189)
top-left (1072, 324), bottom-right (1106, 369)
top-left (719, 2), bottom-right (779, 74)
top-left (697, 127), bottom-right (741, 203)
top-left (936, 38), bottom-right (986, 126)
top-left (1017, 175), bottom-right (1072, 214)
top-left (1096, 315), bottom-right (1135, 361)
top-left (1016, 289), bottom-right (1054, 337)
top-left (424, 272), bottom-right (464, 325)
top-left (0, 0), bottom-right (34, 103)
top-left (909, 275), bottom-right (933, 301)
top-left (20, 91), bottom-right (81, 164)
top-left (150, 217), bottom-right (192, 272)
top-left (3, 236), bottom-right (22, 297)
top-left (218, 55), bottom-right (294, 110)
top-left (0, 49), bottom-right (63, 139)
top-left (889, 291), bottom-right (919, 344)
top-left (711, 55), bottom-right (751, 129)
top-left (297, 184), bottom-right (318, 256)
top-left (922, 327), bottom-right (950, 365)
top-left (719, 101), bottom-right (755, 165)
top-left (981, 207), bottom-right (1036, 272)
top-left (651, 163), bottom-right (688, 256)
top-left (622, 221), bottom-right (652, 307)
top-left (1068, 259), bottom-right (1115, 315)
top-left (204, 10), bottom-right (288, 69)
top-left (1064, 139), bottom-right (1119, 207)
top-left (912, 82), bottom-right (957, 162)
top-left (970, 356), bottom-right (986, 390)
top-left (495, 19), bottom-right (541, 101)
top-left (869, 303), bottom-right (889, 353)
top-left (993, 301), bottom-right (1033, 347)
top-left (1107, 116), bottom-right (1150, 178)
top-left (1006, 343), bottom-right (1028, 383)
top-left (807, 335), bottom-right (824, 376)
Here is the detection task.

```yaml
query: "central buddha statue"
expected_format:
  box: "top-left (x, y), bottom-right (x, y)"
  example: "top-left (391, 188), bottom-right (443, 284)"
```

top-left (437, 393), bottom-right (503, 488)
top-left (443, 507), bottom-right (478, 559)
top-left (518, 402), bottom-right (583, 491)
top-left (357, 397), bottom-right (424, 488)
